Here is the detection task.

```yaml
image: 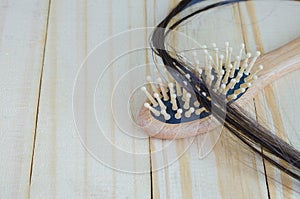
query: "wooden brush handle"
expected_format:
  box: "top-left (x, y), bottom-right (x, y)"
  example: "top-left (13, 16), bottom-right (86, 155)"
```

top-left (238, 37), bottom-right (300, 106)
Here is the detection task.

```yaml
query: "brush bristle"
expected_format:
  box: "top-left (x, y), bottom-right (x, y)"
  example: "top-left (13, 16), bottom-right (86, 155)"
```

top-left (142, 42), bottom-right (263, 124)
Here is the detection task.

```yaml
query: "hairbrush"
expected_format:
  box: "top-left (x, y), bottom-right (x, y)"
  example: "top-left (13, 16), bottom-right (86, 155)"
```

top-left (138, 0), bottom-right (300, 181)
top-left (138, 37), bottom-right (300, 139)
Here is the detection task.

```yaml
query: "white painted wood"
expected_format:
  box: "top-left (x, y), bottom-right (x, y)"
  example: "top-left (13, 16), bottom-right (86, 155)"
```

top-left (149, 1), bottom-right (269, 198)
top-left (0, 0), bottom-right (50, 198)
top-left (2, 0), bottom-right (298, 198)
top-left (239, 1), bottom-right (300, 53)
top-left (239, 1), bottom-right (300, 198)
top-left (29, 0), bottom-right (151, 198)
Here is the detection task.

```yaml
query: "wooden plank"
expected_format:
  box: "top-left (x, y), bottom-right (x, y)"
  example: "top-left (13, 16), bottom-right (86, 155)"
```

top-left (149, 1), bottom-right (269, 198)
top-left (239, 1), bottom-right (300, 198)
top-left (29, 0), bottom-right (151, 198)
top-left (0, 0), bottom-right (50, 198)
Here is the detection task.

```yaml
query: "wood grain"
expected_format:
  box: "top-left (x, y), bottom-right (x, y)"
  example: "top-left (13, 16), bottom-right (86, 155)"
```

top-left (29, 0), bottom-right (151, 198)
top-left (239, 1), bottom-right (300, 198)
top-left (1, 0), bottom-right (299, 198)
top-left (0, 0), bottom-right (50, 198)
top-left (149, 2), bottom-right (269, 198)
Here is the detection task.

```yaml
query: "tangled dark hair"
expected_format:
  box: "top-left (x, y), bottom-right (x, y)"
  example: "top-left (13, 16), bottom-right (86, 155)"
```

top-left (151, 0), bottom-right (300, 181)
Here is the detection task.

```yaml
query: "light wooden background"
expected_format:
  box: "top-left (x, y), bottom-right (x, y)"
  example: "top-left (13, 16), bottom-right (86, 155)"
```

top-left (1, 0), bottom-right (300, 198)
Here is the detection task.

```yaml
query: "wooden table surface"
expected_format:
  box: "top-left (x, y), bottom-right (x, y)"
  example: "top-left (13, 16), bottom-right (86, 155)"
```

top-left (1, 0), bottom-right (300, 198)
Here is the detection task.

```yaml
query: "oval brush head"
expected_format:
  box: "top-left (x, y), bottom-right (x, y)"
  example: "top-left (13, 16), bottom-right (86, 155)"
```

top-left (139, 38), bottom-right (300, 139)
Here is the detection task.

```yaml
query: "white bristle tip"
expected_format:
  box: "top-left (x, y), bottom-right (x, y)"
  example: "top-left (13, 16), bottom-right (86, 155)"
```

top-left (229, 95), bottom-right (237, 100)
top-left (256, 51), bottom-right (261, 56)
top-left (185, 107), bottom-right (195, 118)
top-left (161, 110), bottom-right (171, 120)
top-left (164, 115), bottom-right (171, 120)
top-left (258, 65), bottom-right (263, 70)
top-left (144, 103), bottom-right (150, 108)
top-left (175, 109), bottom-right (183, 119)
top-left (141, 87), bottom-right (146, 91)
top-left (247, 53), bottom-right (252, 58)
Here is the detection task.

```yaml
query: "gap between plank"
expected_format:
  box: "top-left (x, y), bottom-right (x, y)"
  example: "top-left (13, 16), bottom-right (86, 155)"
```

top-left (149, 138), bottom-right (154, 199)
top-left (28, 0), bottom-right (52, 196)
top-left (237, 3), bottom-right (271, 199)
top-left (253, 98), bottom-right (271, 199)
